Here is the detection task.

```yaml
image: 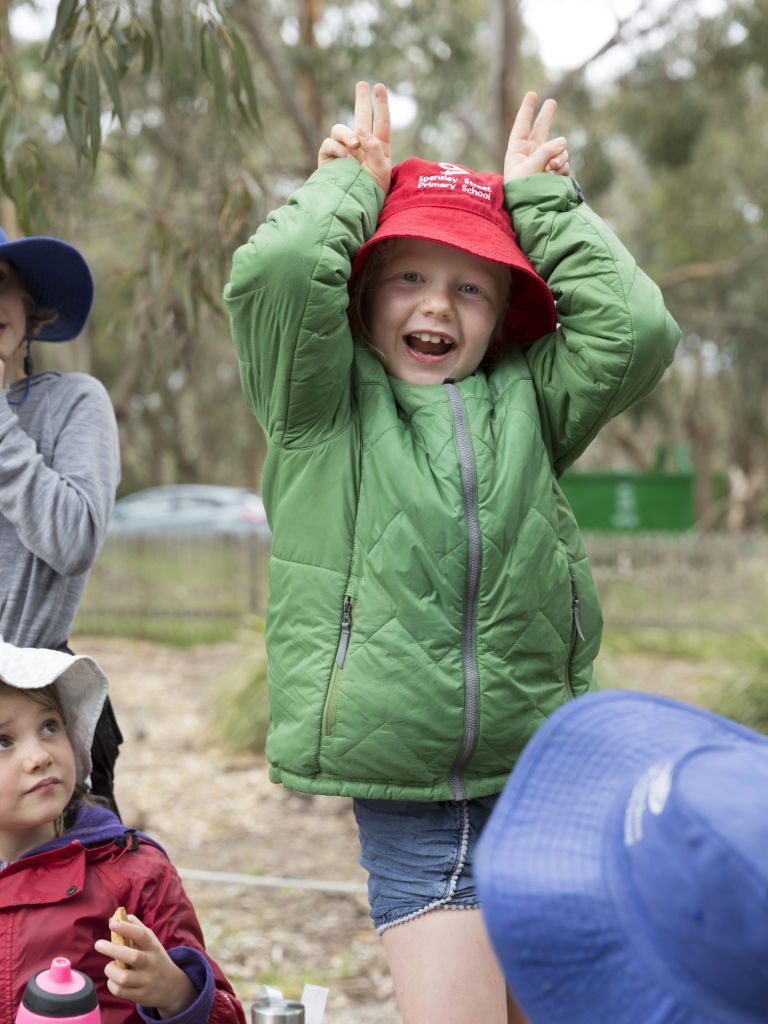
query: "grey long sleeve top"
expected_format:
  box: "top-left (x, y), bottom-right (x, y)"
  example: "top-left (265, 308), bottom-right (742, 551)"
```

top-left (0, 371), bottom-right (121, 648)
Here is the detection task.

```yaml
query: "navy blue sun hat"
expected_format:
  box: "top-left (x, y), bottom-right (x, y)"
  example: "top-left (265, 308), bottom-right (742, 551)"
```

top-left (0, 228), bottom-right (94, 341)
top-left (476, 690), bottom-right (768, 1024)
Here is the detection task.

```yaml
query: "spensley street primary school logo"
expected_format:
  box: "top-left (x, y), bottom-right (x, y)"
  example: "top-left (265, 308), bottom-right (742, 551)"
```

top-left (438, 162), bottom-right (468, 177)
top-left (416, 163), bottom-right (493, 202)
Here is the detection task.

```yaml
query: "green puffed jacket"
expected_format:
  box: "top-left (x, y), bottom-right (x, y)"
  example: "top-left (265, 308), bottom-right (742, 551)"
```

top-left (225, 159), bottom-right (680, 802)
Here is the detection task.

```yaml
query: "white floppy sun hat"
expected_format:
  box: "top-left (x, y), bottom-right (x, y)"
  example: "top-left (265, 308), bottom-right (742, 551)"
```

top-left (0, 639), bottom-right (108, 788)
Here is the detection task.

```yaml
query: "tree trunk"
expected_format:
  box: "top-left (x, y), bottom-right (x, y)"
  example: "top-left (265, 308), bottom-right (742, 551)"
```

top-left (0, 0), bottom-right (14, 87)
top-left (299, 0), bottom-right (323, 147)
top-left (487, 0), bottom-right (523, 167)
top-left (235, 2), bottom-right (319, 172)
top-left (1, 0), bottom-right (21, 204)
top-left (683, 348), bottom-right (716, 532)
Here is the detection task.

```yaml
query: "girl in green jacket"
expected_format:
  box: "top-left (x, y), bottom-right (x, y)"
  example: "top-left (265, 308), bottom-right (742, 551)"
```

top-left (226, 82), bottom-right (680, 1024)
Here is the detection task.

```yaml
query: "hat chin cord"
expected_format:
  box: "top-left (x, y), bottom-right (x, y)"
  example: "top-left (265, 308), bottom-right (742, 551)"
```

top-left (7, 335), bottom-right (33, 406)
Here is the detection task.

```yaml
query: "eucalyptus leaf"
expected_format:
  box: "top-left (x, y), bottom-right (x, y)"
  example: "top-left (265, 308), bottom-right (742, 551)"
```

top-left (204, 30), bottom-right (227, 118)
top-left (98, 49), bottom-right (125, 126)
top-left (87, 61), bottom-right (102, 165)
top-left (141, 29), bottom-right (155, 76)
top-left (151, 0), bottom-right (165, 64)
top-left (231, 32), bottom-right (260, 126)
top-left (44, 0), bottom-right (79, 61)
top-left (62, 63), bottom-right (83, 157)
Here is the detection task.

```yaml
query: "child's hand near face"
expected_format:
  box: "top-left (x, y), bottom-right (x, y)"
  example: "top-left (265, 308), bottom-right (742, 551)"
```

top-left (318, 80), bottom-right (392, 192)
top-left (95, 912), bottom-right (198, 1018)
top-left (504, 91), bottom-right (570, 181)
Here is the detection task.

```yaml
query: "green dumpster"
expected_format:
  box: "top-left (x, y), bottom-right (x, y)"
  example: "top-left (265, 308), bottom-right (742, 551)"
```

top-left (560, 471), bottom-right (696, 532)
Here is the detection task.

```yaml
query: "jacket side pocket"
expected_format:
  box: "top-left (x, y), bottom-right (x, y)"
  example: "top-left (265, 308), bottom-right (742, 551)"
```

top-left (322, 596), bottom-right (353, 737)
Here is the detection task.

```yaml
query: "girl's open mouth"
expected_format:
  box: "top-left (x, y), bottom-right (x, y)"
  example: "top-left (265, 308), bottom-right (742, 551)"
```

top-left (404, 333), bottom-right (454, 359)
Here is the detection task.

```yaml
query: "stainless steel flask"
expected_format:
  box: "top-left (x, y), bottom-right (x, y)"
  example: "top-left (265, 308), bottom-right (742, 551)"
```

top-left (250, 996), bottom-right (305, 1023)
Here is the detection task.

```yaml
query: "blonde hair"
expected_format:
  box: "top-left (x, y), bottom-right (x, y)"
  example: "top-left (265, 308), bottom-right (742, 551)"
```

top-left (348, 239), bottom-right (393, 350)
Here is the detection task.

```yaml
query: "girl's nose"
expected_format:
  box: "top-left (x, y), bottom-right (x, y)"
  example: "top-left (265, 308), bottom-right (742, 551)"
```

top-left (24, 739), bottom-right (53, 771)
top-left (420, 286), bottom-right (454, 319)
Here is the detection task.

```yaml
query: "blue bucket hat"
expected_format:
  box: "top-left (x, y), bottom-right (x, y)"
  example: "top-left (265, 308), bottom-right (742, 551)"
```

top-left (0, 228), bottom-right (94, 341)
top-left (476, 690), bottom-right (768, 1024)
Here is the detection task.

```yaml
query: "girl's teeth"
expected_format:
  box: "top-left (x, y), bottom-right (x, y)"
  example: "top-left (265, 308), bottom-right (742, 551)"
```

top-left (412, 333), bottom-right (448, 344)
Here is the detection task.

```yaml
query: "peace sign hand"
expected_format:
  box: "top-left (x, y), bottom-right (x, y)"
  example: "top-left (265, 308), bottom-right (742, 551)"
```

top-left (504, 91), bottom-right (570, 182)
top-left (318, 81), bottom-right (392, 193)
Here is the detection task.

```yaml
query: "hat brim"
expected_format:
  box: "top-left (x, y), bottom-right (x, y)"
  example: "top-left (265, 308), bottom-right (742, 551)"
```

top-left (476, 690), bottom-right (768, 1024)
top-left (350, 207), bottom-right (556, 346)
top-left (0, 641), bottom-right (108, 787)
top-left (0, 236), bottom-right (94, 341)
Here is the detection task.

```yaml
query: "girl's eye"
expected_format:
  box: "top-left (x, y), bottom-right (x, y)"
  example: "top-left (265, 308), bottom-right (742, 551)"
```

top-left (41, 719), bottom-right (60, 736)
top-left (0, 735), bottom-right (12, 749)
top-left (401, 271), bottom-right (420, 283)
top-left (460, 283), bottom-right (481, 295)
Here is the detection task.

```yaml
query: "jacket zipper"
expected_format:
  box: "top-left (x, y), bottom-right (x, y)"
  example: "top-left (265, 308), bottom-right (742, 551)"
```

top-left (445, 382), bottom-right (482, 800)
top-left (571, 577), bottom-right (585, 642)
top-left (336, 596), bottom-right (353, 667)
top-left (322, 596), bottom-right (353, 736)
top-left (565, 577), bottom-right (585, 698)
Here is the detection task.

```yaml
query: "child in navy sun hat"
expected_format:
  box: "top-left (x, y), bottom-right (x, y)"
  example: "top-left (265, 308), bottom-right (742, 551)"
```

top-left (476, 689), bottom-right (768, 1024)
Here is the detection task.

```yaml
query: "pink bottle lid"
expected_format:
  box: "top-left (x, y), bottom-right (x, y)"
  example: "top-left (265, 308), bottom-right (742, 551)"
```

top-left (15, 957), bottom-right (99, 1024)
top-left (36, 959), bottom-right (85, 994)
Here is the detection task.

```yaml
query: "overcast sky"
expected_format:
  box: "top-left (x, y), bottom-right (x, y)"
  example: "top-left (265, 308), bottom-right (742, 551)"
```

top-left (11, 0), bottom-right (729, 82)
top-left (524, 0), bottom-right (727, 78)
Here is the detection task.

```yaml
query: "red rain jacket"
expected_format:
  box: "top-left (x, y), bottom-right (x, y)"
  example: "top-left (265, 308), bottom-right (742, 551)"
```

top-left (0, 807), bottom-right (245, 1024)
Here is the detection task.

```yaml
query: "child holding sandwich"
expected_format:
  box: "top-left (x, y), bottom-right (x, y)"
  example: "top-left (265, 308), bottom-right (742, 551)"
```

top-left (0, 638), bottom-right (245, 1024)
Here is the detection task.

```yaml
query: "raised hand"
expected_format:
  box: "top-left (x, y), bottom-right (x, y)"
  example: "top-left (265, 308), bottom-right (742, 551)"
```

top-left (503, 91), bottom-right (570, 182)
top-left (318, 81), bottom-right (392, 192)
top-left (94, 912), bottom-right (198, 1017)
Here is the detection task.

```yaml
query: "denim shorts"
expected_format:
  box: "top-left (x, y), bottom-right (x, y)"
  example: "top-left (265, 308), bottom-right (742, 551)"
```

top-left (352, 795), bottom-right (499, 933)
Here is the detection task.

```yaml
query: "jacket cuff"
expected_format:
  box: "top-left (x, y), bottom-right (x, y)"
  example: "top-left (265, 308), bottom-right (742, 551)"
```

top-left (136, 947), bottom-right (214, 1024)
top-left (308, 157), bottom-right (385, 205)
top-left (503, 173), bottom-right (584, 214)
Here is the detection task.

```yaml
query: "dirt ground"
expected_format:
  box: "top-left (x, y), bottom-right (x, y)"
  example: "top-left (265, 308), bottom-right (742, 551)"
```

top-left (80, 635), bottom-right (399, 1024)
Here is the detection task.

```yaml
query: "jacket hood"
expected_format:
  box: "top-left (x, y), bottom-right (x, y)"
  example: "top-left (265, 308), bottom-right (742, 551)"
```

top-left (19, 801), bottom-right (162, 861)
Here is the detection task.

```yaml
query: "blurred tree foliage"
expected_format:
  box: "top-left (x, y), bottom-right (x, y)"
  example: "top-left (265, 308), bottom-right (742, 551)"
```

top-left (597, 0), bottom-right (768, 528)
top-left (0, 0), bottom-right (766, 528)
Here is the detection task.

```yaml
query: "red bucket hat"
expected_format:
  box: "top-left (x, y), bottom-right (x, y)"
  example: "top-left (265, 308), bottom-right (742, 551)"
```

top-left (351, 158), bottom-right (556, 346)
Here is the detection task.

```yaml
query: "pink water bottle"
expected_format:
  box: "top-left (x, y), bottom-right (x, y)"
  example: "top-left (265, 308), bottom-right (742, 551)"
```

top-left (15, 957), bottom-right (100, 1024)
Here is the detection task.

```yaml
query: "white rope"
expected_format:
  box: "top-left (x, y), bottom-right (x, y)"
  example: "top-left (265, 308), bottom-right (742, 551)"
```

top-left (178, 866), bottom-right (367, 895)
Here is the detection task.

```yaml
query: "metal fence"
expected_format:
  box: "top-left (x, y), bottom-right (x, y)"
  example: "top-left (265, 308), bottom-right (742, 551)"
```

top-left (583, 531), bottom-right (768, 631)
top-left (77, 532), bottom-right (271, 627)
top-left (78, 531), bottom-right (768, 633)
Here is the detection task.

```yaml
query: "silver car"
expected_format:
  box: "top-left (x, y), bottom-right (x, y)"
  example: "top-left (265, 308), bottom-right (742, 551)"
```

top-left (108, 484), bottom-right (269, 536)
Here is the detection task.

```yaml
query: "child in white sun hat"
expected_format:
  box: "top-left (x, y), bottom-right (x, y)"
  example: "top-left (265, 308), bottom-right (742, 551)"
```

top-left (0, 639), bottom-right (244, 1024)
